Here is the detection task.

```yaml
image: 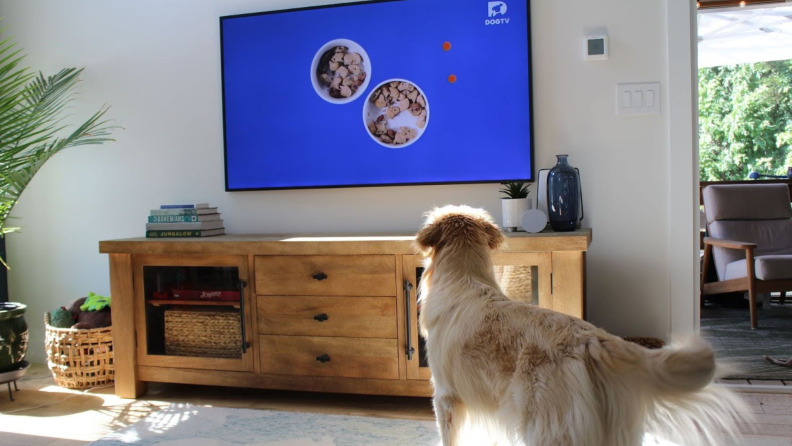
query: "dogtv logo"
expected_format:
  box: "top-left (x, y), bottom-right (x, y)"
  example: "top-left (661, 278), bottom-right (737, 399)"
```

top-left (486, 2), bottom-right (509, 25)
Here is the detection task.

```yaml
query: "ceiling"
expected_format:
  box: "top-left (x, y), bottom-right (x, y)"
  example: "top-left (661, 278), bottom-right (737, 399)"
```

top-left (698, 4), bottom-right (792, 67)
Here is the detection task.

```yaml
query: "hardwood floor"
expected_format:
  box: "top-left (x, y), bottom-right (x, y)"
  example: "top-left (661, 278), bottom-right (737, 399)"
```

top-left (1, 364), bottom-right (791, 445)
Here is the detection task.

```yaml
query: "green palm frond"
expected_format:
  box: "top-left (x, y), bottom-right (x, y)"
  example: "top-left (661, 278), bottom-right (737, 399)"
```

top-left (0, 23), bottom-right (119, 266)
top-left (499, 181), bottom-right (530, 199)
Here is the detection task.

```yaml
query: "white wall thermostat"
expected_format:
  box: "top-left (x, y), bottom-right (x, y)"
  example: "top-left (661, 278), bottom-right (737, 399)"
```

top-left (585, 35), bottom-right (608, 61)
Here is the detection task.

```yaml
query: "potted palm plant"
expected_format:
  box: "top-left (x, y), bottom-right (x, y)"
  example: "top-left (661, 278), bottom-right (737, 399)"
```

top-left (0, 25), bottom-right (118, 372)
top-left (500, 181), bottom-right (531, 232)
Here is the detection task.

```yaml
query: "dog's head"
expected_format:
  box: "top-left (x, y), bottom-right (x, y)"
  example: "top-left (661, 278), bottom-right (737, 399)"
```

top-left (415, 205), bottom-right (505, 255)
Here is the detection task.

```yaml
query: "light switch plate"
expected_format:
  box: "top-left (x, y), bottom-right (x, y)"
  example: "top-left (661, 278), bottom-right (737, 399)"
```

top-left (617, 82), bottom-right (661, 115)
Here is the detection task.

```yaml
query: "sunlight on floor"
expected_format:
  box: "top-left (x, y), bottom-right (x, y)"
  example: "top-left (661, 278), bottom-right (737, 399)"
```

top-left (107, 407), bottom-right (201, 444)
top-left (0, 383), bottom-right (169, 442)
top-left (282, 236), bottom-right (415, 242)
top-left (144, 404), bottom-right (199, 434)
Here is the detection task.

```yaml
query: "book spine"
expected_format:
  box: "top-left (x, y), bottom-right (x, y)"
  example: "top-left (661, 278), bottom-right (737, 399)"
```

top-left (150, 209), bottom-right (198, 216)
top-left (148, 215), bottom-right (199, 223)
top-left (146, 230), bottom-right (203, 237)
top-left (160, 204), bottom-right (196, 209)
top-left (147, 222), bottom-right (207, 231)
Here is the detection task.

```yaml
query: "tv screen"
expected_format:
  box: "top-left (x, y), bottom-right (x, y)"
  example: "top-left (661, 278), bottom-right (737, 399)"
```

top-left (221, 0), bottom-right (533, 191)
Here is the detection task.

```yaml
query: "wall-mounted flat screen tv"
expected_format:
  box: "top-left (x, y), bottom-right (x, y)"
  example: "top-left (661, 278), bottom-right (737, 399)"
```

top-left (221, 0), bottom-right (533, 191)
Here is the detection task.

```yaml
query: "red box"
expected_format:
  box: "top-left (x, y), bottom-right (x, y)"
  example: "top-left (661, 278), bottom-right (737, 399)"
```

top-left (152, 291), bottom-right (170, 300)
top-left (170, 289), bottom-right (240, 302)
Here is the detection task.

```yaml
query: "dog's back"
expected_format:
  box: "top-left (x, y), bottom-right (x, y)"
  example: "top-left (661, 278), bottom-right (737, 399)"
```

top-left (416, 205), bottom-right (748, 446)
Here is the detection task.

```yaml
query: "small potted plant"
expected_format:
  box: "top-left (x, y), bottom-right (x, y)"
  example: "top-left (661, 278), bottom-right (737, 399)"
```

top-left (500, 181), bottom-right (531, 232)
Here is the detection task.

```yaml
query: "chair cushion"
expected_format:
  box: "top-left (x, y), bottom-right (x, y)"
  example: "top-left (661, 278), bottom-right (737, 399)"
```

top-left (709, 220), bottom-right (792, 280)
top-left (703, 184), bottom-right (792, 224)
top-left (724, 255), bottom-right (792, 281)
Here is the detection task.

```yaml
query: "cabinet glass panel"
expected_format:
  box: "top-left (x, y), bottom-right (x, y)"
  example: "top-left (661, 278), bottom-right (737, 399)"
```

top-left (408, 253), bottom-right (549, 381)
top-left (413, 264), bottom-right (539, 370)
top-left (143, 266), bottom-right (242, 359)
top-left (494, 265), bottom-right (540, 305)
top-left (415, 266), bottom-right (429, 369)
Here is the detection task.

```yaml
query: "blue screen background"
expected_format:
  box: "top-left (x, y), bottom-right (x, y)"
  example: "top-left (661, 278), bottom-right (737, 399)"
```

top-left (221, 0), bottom-right (532, 190)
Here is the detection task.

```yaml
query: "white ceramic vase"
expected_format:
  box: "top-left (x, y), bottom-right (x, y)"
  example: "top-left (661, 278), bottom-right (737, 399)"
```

top-left (501, 198), bottom-right (531, 231)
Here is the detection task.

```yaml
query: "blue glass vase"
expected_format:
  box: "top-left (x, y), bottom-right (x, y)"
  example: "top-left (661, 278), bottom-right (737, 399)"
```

top-left (547, 154), bottom-right (582, 232)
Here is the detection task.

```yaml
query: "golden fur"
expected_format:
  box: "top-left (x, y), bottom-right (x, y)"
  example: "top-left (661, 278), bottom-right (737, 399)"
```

top-left (416, 205), bottom-right (748, 446)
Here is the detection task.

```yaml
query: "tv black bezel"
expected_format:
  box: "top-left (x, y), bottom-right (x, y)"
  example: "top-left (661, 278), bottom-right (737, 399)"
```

top-left (220, 0), bottom-right (535, 192)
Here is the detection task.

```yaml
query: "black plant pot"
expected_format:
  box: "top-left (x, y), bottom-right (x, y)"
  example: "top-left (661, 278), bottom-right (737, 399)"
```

top-left (0, 302), bottom-right (28, 373)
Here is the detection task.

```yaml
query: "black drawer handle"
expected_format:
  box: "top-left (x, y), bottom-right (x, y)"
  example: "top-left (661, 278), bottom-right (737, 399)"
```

top-left (312, 272), bottom-right (328, 281)
top-left (314, 313), bottom-right (329, 322)
top-left (316, 354), bottom-right (331, 363)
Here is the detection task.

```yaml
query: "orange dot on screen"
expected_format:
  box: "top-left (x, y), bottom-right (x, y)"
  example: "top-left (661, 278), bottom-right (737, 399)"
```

top-left (448, 74), bottom-right (457, 83)
top-left (443, 42), bottom-right (452, 51)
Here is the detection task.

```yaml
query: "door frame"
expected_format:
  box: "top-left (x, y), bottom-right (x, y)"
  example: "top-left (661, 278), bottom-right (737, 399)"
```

top-left (667, 0), bottom-right (701, 340)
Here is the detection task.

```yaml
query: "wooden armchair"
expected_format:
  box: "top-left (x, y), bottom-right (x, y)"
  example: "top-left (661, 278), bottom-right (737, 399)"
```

top-left (701, 184), bottom-right (792, 329)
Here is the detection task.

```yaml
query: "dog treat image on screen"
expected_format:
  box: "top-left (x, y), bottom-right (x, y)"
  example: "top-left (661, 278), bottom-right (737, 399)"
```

top-left (309, 39), bottom-right (372, 106)
top-left (316, 46), bottom-right (366, 99)
top-left (364, 80), bottom-right (429, 148)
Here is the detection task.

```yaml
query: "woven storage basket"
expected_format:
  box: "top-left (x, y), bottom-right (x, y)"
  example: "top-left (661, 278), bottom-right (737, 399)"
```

top-left (164, 308), bottom-right (241, 359)
top-left (44, 313), bottom-right (114, 390)
top-left (494, 265), bottom-right (533, 303)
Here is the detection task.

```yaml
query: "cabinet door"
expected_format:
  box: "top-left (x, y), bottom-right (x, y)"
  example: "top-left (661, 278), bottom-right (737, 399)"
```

top-left (402, 252), bottom-right (553, 381)
top-left (133, 255), bottom-right (255, 372)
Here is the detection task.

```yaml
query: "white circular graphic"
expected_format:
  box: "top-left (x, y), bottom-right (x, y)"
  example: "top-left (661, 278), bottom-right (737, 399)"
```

top-left (311, 39), bottom-right (372, 105)
top-left (363, 79), bottom-right (429, 149)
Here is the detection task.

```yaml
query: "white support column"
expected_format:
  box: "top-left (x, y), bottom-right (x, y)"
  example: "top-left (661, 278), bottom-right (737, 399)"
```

top-left (667, 0), bottom-right (701, 340)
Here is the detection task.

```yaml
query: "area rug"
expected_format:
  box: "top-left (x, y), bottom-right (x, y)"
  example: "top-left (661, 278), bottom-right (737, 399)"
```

top-left (701, 302), bottom-right (792, 381)
top-left (89, 404), bottom-right (440, 446)
top-left (87, 404), bottom-right (725, 446)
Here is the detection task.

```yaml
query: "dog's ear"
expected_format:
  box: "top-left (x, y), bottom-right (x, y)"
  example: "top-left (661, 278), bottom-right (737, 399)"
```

top-left (415, 220), bottom-right (444, 253)
top-left (484, 220), bottom-right (505, 250)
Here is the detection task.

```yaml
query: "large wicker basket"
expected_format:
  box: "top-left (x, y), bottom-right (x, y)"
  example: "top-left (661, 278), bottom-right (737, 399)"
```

top-left (164, 308), bottom-right (241, 359)
top-left (44, 313), bottom-right (114, 389)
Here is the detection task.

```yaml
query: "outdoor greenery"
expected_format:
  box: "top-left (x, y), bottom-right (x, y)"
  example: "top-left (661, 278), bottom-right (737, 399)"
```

top-left (0, 25), bottom-right (117, 267)
top-left (699, 60), bottom-right (792, 181)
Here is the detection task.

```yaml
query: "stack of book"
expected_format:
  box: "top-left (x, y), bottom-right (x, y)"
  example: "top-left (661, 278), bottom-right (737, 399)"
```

top-left (146, 203), bottom-right (226, 238)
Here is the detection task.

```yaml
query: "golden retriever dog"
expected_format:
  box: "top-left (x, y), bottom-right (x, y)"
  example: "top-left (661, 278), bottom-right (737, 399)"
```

top-left (416, 205), bottom-right (748, 446)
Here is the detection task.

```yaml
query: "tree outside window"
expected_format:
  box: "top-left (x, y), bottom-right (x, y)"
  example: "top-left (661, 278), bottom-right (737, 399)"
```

top-left (699, 60), bottom-right (792, 181)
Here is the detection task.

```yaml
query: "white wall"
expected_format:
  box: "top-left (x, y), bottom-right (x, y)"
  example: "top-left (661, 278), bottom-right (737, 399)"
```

top-left (0, 0), bottom-right (678, 363)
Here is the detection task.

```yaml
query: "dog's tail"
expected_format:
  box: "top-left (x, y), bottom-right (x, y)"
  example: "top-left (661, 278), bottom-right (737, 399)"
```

top-left (644, 336), bottom-right (717, 393)
top-left (591, 336), bottom-right (750, 446)
top-left (641, 337), bottom-right (750, 445)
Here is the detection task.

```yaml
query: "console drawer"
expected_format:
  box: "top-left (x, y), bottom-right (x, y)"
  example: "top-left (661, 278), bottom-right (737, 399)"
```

top-left (254, 255), bottom-right (396, 296)
top-left (257, 296), bottom-right (397, 338)
top-left (259, 335), bottom-right (398, 380)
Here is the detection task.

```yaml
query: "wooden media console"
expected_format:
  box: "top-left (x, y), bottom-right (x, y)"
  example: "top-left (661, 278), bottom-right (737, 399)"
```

top-left (99, 230), bottom-right (592, 398)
